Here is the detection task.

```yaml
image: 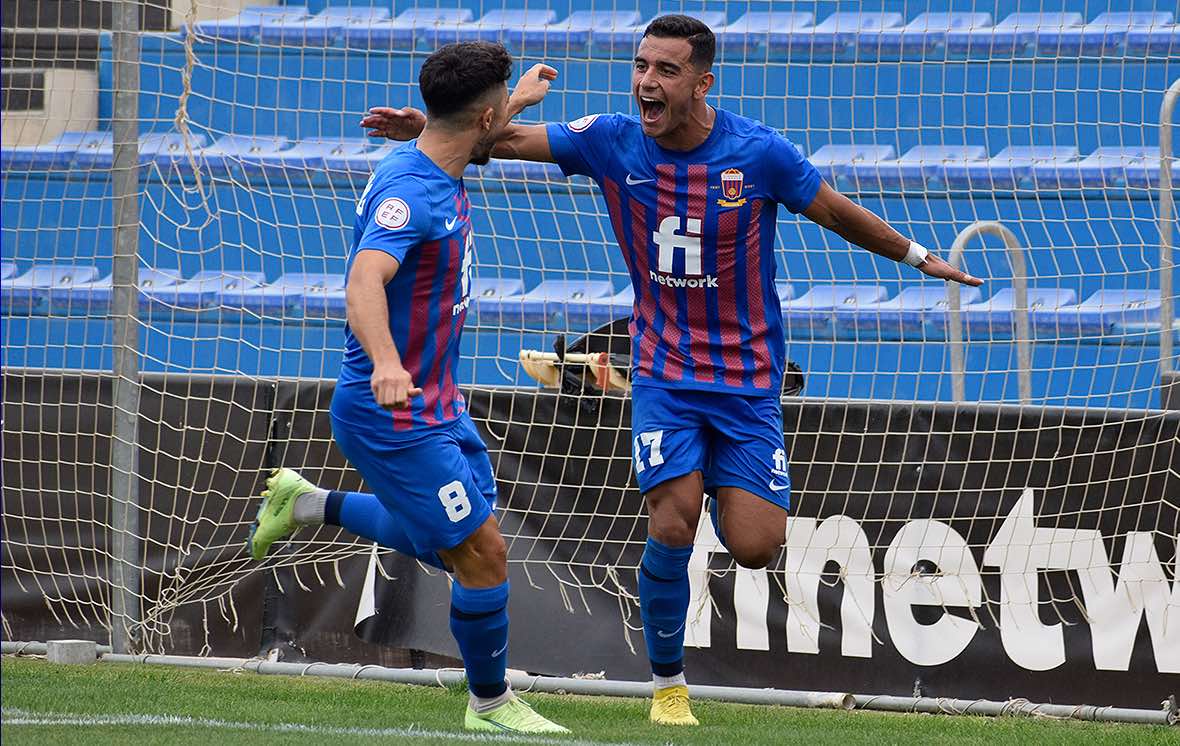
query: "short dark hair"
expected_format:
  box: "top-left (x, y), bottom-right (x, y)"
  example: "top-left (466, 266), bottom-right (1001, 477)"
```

top-left (418, 42), bottom-right (513, 120)
top-left (642, 14), bottom-right (715, 70)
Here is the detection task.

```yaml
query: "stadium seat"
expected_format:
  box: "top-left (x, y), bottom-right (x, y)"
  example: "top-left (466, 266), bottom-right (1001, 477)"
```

top-left (563, 285), bottom-right (634, 327)
top-left (242, 138), bottom-right (372, 184)
top-left (936, 287), bottom-right (1078, 337)
top-left (1031, 289), bottom-right (1161, 338)
top-left (423, 9), bottom-right (557, 48)
top-left (343, 7), bottom-right (473, 50)
top-left (1, 262), bottom-right (17, 280)
top-left (500, 279), bottom-right (615, 327)
top-left (1036, 12), bottom-right (1173, 56)
top-left (781, 285), bottom-right (888, 336)
top-left (323, 141), bottom-right (398, 182)
top-left (190, 6), bottom-right (309, 43)
top-left (504, 10), bottom-right (642, 56)
top-left (1, 131), bottom-right (110, 170)
top-left (860, 12), bottom-right (992, 56)
top-left (222, 272), bottom-right (346, 319)
top-left (847, 145), bottom-right (987, 192)
top-left (774, 282), bottom-right (797, 303)
top-left (768, 12), bottom-right (904, 57)
top-left (46, 268), bottom-right (181, 316)
top-left (485, 159), bottom-right (567, 182)
top-left (847, 285), bottom-right (983, 339)
top-left (259, 6), bottom-right (390, 46)
top-left (940, 145), bottom-right (1079, 191)
top-left (299, 287), bottom-right (347, 320)
top-left (2, 264), bottom-right (100, 315)
top-left (1030, 146), bottom-right (1156, 190)
top-left (182, 135), bottom-right (291, 179)
top-left (591, 11), bottom-right (727, 58)
top-left (67, 132), bottom-right (207, 170)
top-left (1126, 20), bottom-right (1180, 56)
top-left (806, 144), bottom-right (895, 184)
top-left (944, 12), bottom-right (1084, 56)
top-left (469, 277), bottom-right (526, 325)
top-left (1124, 158), bottom-right (1180, 189)
top-left (140, 270), bottom-right (266, 313)
top-left (714, 12), bottom-right (813, 59)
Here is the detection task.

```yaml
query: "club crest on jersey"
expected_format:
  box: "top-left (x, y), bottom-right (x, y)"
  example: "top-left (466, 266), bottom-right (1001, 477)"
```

top-left (717, 169), bottom-right (747, 207)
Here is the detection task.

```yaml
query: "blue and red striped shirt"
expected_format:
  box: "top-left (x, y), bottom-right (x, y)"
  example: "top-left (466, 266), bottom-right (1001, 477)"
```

top-left (337, 142), bottom-right (473, 436)
top-left (547, 109), bottom-right (821, 395)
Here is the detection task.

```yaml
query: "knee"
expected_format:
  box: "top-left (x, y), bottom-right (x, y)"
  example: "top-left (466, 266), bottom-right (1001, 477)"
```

top-left (446, 522), bottom-right (508, 585)
top-left (648, 508), bottom-right (698, 547)
top-left (726, 537), bottom-right (776, 569)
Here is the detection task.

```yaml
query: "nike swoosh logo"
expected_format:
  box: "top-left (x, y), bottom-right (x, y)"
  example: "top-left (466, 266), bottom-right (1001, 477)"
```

top-left (769, 483), bottom-right (790, 492)
top-left (491, 642), bottom-right (509, 658)
top-left (445, 216), bottom-right (459, 230)
top-left (656, 623), bottom-right (685, 639)
top-left (625, 174), bottom-right (653, 186)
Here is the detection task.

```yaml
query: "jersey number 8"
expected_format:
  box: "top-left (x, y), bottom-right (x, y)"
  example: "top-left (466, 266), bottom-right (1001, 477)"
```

top-left (437, 480), bottom-right (472, 523)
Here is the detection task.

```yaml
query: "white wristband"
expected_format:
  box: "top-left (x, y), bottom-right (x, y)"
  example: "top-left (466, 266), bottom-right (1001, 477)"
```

top-left (903, 241), bottom-right (930, 267)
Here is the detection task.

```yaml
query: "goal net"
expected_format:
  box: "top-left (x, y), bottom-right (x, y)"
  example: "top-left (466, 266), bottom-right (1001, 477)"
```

top-left (2, 0), bottom-right (1177, 685)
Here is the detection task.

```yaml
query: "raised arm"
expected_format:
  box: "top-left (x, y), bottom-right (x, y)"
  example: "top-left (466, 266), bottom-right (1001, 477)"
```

top-left (360, 64), bottom-right (558, 163)
top-left (803, 182), bottom-right (983, 287)
top-left (346, 250), bottom-right (422, 409)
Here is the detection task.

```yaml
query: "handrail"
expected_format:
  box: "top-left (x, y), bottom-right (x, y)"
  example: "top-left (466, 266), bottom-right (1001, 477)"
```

top-left (1159, 77), bottom-right (1179, 377)
top-left (946, 221), bottom-right (1031, 404)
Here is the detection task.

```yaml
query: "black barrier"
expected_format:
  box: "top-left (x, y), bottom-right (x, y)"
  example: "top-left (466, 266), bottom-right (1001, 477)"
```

top-left (3, 370), bottom-right (1178, 706)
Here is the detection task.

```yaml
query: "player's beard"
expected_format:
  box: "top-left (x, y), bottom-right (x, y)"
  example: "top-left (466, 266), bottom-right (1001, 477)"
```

top-left (469, 136), bottom-right (495, 166)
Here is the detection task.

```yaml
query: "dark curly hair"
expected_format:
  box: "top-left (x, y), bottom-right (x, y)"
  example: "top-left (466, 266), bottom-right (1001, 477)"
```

top-left (643, 14), bottom-right (716, 71)
top-left (418, 42), bottom-right (513, 121)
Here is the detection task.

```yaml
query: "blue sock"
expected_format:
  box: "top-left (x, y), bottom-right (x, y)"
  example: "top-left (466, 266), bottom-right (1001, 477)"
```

top-left (450, 580), bottom-right (510, 699)
top-left (639, 537), bottom-right (693, 678)
top-left (326, 491), bottom-right (447, 572)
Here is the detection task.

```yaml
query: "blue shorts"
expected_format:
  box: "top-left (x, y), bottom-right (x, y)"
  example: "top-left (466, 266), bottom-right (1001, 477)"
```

top-left (330, 409), bottom-right (497, 555)
top-left (630, 384), bottom-right (791, 510)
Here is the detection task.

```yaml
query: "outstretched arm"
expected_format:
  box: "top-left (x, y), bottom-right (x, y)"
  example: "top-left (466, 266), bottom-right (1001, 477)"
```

top-left (360, 64), bottom-right (558, 163)
top-left (803, 182), bottom-right (983, 287)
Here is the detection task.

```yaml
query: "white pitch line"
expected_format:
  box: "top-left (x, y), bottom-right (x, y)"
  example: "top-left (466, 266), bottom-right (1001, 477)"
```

top-left (1, 708), bottom-right (638, 746)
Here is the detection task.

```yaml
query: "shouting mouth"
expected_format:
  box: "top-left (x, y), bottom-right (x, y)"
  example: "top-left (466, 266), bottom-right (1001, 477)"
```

top-left (638, 95), bottom-right (666, 125)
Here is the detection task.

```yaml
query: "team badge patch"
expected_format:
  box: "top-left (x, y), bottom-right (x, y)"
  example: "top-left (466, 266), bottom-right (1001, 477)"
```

top-left (717, 168), bottom-right (747, 207)
top-left (374, 197), bottom-right (411, 230)
top-left (567, 114), bottom-right (600, 132)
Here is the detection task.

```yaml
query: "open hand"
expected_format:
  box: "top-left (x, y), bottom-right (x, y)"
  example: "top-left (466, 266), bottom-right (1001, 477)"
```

top-left (918, 254), bottom-right (984, 286)
top-left (360, 106), bottom-right (427, 141)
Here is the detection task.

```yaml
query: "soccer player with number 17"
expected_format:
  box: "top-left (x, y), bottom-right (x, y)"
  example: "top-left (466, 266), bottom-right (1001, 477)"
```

top-left (364, 15), bottom-right (983, 726)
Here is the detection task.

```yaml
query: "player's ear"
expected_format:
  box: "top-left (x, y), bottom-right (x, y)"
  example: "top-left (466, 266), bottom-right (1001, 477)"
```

top-left (695, 71), bottom-right (714, 100)
top-left (479, 105), bottom-right (495, 132)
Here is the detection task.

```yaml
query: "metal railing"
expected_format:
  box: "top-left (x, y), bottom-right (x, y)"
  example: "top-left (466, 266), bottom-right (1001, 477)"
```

top-left (946, 221), bottom-right (1031, 404)
top-left (1159, 77), bottom-right (1179, 377)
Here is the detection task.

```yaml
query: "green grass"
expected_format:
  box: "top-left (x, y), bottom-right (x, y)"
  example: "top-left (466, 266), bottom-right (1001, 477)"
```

top-left (1, 656), bottom-right (1173, 745)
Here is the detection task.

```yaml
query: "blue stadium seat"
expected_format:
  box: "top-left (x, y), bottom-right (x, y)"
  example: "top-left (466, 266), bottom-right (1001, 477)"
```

top-left (1125, 158), bottom-right (1180, 189)
top-left (847, 145), bottom-right (986, 192)
top-left (222, 272), bottom-right (346, 318)
top-left (774, 282), bottom-right (796, 303)
top-left (242, 138), bottom-right (372, 184)
top-left (2, 264), bottom-right (100, 315)
top-left (940, 145), bottom-right (1079, 191)
top-left (505, 10), bottom-right (642, 56)
top-left (323, 141), bottom-right (398, 182)
top-left (936, 288), bottom-right (1078, 337)
top-left (259, 6), bottom-right (390, 46)
top-left (485, 159), bottom-right (567, 182)
top-left (1, 131), bottom-right (111, 170)
top-left (1030, 146), bottom-right (1156, 190)
top-left (806, 144), bottom-right (895, 184)
top-left (140, 270), bottom-right (266, 313)
top-left (424, 9), bottom-right (557, 48)
top-left (180, 135), bottom-right (291, 178)
top-left (768, 12), bottom-right (903, 57)
top-left (47, 268), bottom-right (181, 316)
top-left (860, 12), bottom-right (992, 56)
top-left (190, 6), bottom-right (309, 43)
top-left (945, 12), bottom-right (1084, 56)
top-left (299, 288), bottom-right (346, 320)
top-left (67, 132), bottom-right (207, 170)
top-left (714, 12), bottom-right (813, 59)
top-left (781, 285), bottom-right (888, 336)
top-left (469, 277), bottom-right (526, 325)
top-left (848, 285), bottom-right (983, 339)
top-left (1036, 12), bottom-right (1173, 56)
top-left (500, 279), bottom-right (615, 327)
top-left (1031, 289), bottom-right (1161, 338)
top-left (1126, 20), bottom-right (1180, 56)
top-left (1, 262), bottom-right (17, 280)
top-left (343, 7), bottom-right (473, 50)
top-left (592, 11), bottom-right (727, 58)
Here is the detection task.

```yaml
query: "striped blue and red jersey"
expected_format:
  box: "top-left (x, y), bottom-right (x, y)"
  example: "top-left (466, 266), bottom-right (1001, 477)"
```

top-left (546, 109), bottom-right (820, 395)
top-left (337, 142), bottom-right (474, 436)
